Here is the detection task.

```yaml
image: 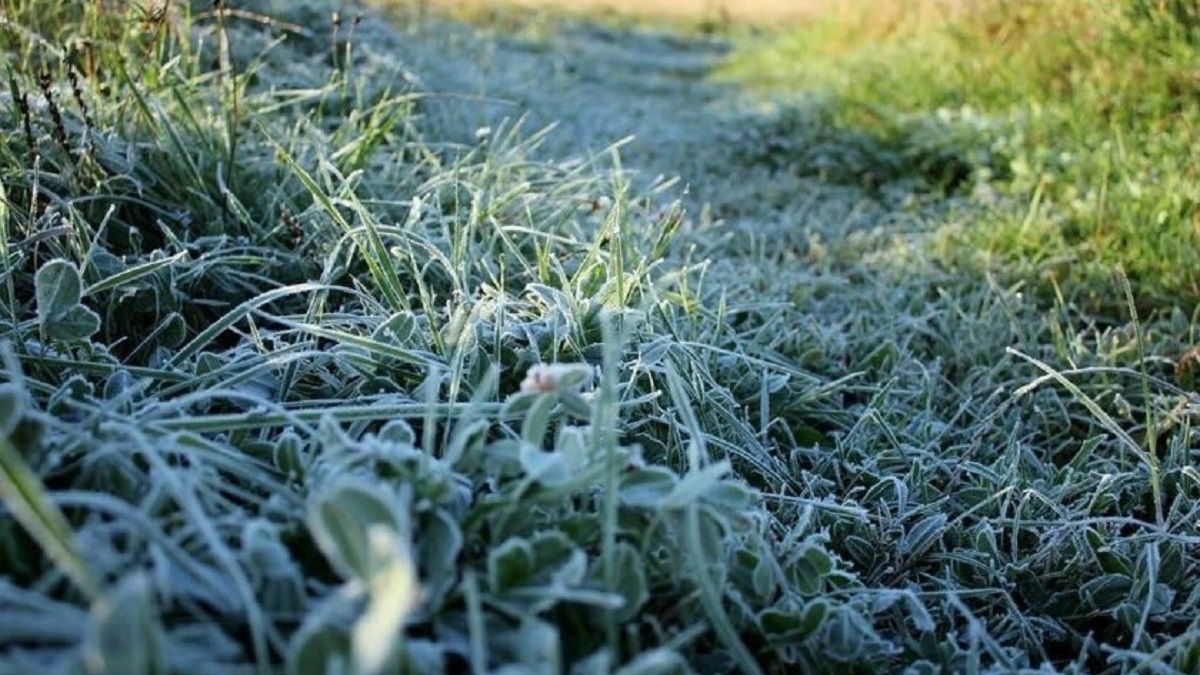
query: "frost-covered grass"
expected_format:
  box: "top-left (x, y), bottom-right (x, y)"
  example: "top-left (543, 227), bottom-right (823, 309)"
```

top-left (1, 1), bottom-right (1199, 674)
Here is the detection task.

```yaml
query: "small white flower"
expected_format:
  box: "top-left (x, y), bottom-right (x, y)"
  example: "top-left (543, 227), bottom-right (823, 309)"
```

top-left (520, 363), bottom-right (593, 395)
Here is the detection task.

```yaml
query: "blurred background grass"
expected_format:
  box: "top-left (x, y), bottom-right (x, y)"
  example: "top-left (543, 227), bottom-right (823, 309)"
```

top-left (716, 0), bottom-right (1200, 316)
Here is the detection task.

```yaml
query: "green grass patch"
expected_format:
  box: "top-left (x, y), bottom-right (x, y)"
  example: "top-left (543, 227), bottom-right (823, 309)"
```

top-left (719, 0), bottom-right (1200, 314)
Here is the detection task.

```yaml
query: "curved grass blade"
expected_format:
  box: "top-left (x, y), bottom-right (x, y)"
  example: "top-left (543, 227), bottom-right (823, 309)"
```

top-left (84, 251), bottom-right (188, 297)
top-left (0, 432), bottom-right (99, 601)
top-left (259, 128), bottom-right (410, 313)
top-left (1008, 347), bottom-right (1163, 526)
top-left (167, 282), bottom-right (332, 368)
top-left (153, 400), bottom-right (509, 434)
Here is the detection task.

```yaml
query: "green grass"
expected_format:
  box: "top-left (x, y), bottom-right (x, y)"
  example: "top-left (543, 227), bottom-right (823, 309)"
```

top-left (719, 0), bottom-right (1200, 315)
top-left (1, 0), bottom-right (1199, 674)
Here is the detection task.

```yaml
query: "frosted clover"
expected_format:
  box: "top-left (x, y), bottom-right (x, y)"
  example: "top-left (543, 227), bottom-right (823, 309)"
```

top-left (519, 363), bottom-right (595, 395)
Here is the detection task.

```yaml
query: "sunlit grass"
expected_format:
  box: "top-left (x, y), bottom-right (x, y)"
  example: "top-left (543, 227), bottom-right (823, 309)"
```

top-left (720, 0), bottom-right (1200, 313)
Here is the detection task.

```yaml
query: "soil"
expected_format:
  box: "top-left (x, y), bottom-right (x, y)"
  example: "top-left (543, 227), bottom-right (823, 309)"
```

top-left (376, 0), bottom-right (974, 266)
top-left (413, 0), bottom-right (831, 24)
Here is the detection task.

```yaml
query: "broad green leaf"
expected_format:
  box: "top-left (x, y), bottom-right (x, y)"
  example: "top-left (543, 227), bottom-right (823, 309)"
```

top-left (557, 391), bottom-right (593, 420)
top-left (750, 550), bottom-right (777, 600)
top-left (378, 419), bottom-right (416, 446)
top-left (372, 311), bottom-right (416, 346)
top-left (102, 370), bottom-right (135, 402)
top-left (35, 259), bottom-right (83, 323)
top-left (273, 429), bottom-right (308, 478)
top-left (842, 535), bottom-right (877, 568)
top-left (661, 461), bottom-right (731, 509)
top-left (758, 605), bottom-right (806, 634)
top-left (685, 508), bottom-right (727, 566)
top-left (514, 618), bottom-right (560, 672)
top-left (900, 513), bottom-right (947, 559)
top-left (82, 574), bottom-right (165, 675)
top-left (158, 312), bottom-right (187, 349)
top-left (1158, 542), bottom-right (1187, 586)
top-left (1080, 574), bottom-right (1132, 610)
top-left (417, 508), bottom-right (462, 607)
top-left (49, 373), bottom-right (94, 416)
top-left (787, 545), bottom-right (833, 596)
top-left (702, 480), bottom-right (757, 512)
top-left (547, 364), bottom-right (593, 392)
top-left (592, 542), bottom-right (647, 622)
top-left (759, 598), bottom-right (828, 641)
top-left (1115, 601), bottom-right (1141, 632)
top-left (556, 425), bottom-right (590, 473)
top-left (242, 520), bottom-right (306, 617)
top-left (288, 620), bottom-right (350, 675)
top-left (823, 607), bottom-right (870, 662)
top-left (519, 442), bottom-right (569, 486)
top-left (620, 466), bottom-right (677, 508)
top-left (44, 304), bottom-right (101, 342)
top-left (1087, 528), bottom-right (1134, 576)
top-left (801, 546), bottom-right (834, 576)
top-left (242, 519), bottom-right (292, 573)
top-left (800, 599), bottom-right (831, 637)
top-left (307, 480), bottom-right (403, 582)
top-left (482, 532), bottom-right (589, 610)
top-left (195, 351), bottom-right (224, 376)
top-left (1148, 584), bottom-right (1175, 616)
top-left (87, 249), bottom-right (124, 280)
top-left (488, 537), bottom-right (535, 591)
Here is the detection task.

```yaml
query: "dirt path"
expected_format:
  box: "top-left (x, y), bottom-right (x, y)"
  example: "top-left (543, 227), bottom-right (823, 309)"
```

top-left (391, 18), bottom-right (740, 177)
top-left (374, 4), bottom-right (967, 273)
top-left (418, 0), bottom-right (828, 23)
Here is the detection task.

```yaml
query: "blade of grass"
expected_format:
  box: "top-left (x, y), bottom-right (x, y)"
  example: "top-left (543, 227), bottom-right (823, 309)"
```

top-left (260, 129), bottom-right (411, 313)
top-left (664, 362), bottom-right (765, 675)
top-left (0, 432), bottom-right (99, 601)
top-left (167, 282), bottom-right (331, 368)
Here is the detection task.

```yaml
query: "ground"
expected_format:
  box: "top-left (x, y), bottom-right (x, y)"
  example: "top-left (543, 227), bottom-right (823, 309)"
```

top-left (416, 0), bottom-right (828, 23)
top-left (380, 0), bottom-right (957, 248)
